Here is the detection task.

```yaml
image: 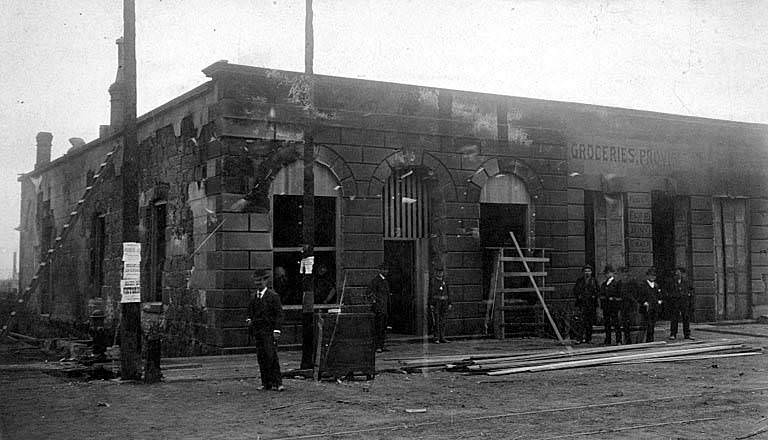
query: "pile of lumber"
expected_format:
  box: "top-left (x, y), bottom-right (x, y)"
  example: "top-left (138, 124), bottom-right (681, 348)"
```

top-left (397, 340), bottom-right (762, 375)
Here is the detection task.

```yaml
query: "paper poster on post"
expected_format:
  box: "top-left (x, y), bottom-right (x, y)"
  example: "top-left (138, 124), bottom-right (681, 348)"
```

top-left (123, 242), bottom-right (141, 262)
top-left (120, 279), bottom-right (141, 303)
top-left (123, 262), bottom-right (140, 280)
top-left (300, 256), bottom-right (315, 274)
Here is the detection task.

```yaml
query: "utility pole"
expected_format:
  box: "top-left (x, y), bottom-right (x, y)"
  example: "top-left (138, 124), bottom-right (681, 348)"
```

top-left (120, 0), bottom-right (142, 381)
top-left (300, 0), bottom-right (316, 370)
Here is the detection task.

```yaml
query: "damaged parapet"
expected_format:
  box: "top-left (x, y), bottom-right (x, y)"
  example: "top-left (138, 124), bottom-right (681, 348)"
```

top-left (35, 131), bottom-right (52, 169)
top-left (107, 37), bottom-right (126, 131)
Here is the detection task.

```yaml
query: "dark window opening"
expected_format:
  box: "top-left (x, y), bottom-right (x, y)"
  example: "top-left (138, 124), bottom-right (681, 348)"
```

top-left (652, 191), bottom-right (675, 282)
top-left (273, 195), bottom-right (336, 247)
top-left (584, 191), bottom-right (596, 270)
top-left (480, 203), bottom-right (528, 301)
top-left (272, 194), bottom-right (337, 306)
top-left (273, 250), bottom-right (336, 306)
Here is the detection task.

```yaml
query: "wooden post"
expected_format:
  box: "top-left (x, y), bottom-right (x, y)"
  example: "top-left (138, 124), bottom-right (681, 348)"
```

top-left (300, 0), bottom-right (316, 371)
top-left (120, 0), bottom-right (143, 381)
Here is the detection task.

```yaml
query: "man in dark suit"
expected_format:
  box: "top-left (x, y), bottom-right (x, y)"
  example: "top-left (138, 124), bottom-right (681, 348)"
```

top-left (636, 267), bottom-right (663, 342)
top-left (246, 269), bottom-right (285, 391)
top-left (429, 268), bottom-right (452, 344)
top-left (367, 264), bottom-right (391, 353)
top-left (600, 265), bottom-right (621, 345)
top-left (572, 265), bottom-right (599, 344)
top-left (668, 267), bottom-right (695, 340)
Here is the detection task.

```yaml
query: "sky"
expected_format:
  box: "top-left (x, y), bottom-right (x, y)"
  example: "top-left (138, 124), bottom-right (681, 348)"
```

top-left (1, 0), bottom-right (767, 279)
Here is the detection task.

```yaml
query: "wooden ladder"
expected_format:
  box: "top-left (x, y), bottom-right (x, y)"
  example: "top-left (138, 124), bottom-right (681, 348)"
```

top-left (492, 247), bottom-right (553, 338)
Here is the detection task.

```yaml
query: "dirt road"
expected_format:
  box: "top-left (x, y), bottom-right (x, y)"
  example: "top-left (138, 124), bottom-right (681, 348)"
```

top-left (1, 324), bottom-right (767, 439)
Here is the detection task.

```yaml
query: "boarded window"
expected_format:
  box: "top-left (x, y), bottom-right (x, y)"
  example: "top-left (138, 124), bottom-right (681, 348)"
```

top-left (590, 192), bottom-right (625, 272)
top-left (713, 198), bottom-right (750, 319)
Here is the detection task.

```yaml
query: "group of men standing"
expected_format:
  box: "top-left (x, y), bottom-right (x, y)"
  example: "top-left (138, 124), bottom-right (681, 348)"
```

top-left (572, 264), bottom-right (695, 345)
top-left (366, 264), bottom-right (453, 352)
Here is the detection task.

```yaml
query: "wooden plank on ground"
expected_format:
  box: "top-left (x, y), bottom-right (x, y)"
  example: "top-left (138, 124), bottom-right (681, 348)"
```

top-left (487, 344), bottom-right (746, 375)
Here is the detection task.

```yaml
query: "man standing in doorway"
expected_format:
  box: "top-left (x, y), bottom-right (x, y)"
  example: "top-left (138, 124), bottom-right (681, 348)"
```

top-left (572, 265), bottom-right (599, 344)
top-left (600, 265), bottom-right (621, 345)
top-left (367, 263), bottom-right (391, 353)
top-left (668, 267), bottom-right (695, 340)
top-left (246, 269), bottom-right (284, 391)
top-left (429, 268), bottom-right (452, 344)
top-left (637, 267), bottom-right (663, 342)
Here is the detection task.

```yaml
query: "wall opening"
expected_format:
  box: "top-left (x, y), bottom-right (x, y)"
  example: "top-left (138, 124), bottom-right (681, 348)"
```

top-left (652, 191), bottom-right (675, 282)
top-left (479, 174), bottom-right (531, 301)
top-left (271, 161), bottom-right (340, 306)
top-left (713, 198), bottom-right (751, 320)
top-left (381, 168), bottom-right (431, 335)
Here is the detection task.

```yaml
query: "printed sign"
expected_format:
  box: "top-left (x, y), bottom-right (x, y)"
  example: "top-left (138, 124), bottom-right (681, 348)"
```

top-left (123, 262), bottom-right (140, 280)
top-left (120, 279), bottom-right (141, 303)
top-left (123, 242), bottom-right (141, 262)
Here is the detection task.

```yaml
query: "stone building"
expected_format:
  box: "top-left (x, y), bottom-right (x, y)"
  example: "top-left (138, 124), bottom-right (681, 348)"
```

top-left (18, 56), bottom-right (768, 355)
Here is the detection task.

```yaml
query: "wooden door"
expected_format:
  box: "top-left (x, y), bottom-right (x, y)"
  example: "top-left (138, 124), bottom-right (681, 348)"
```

top-left (713, 198), bottom-right (750, 319)
top-left (384, 240), bottom-right (416, 334)
top-left (594, 193), bottom-right (625, 273)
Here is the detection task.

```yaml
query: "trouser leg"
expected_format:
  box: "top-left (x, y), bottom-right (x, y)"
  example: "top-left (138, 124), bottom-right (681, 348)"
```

top-left (267, 338), bottom-right (282, 387)
top-left (682, 297), bottom-right (691, 337)
top-left (669, 298), bottom-right (679, 337)
top-left (255, 336), bottom-right (270, 388)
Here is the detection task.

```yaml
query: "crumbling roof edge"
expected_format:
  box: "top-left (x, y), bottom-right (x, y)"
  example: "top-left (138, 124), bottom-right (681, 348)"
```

top-left (202, 61), bottom-right (768, 132)
top-left (20, 81), bottom-right (214, 180)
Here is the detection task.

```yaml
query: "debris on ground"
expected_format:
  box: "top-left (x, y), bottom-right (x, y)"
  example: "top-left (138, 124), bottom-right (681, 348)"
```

top-left (395, 340), bottom-right (763, 376)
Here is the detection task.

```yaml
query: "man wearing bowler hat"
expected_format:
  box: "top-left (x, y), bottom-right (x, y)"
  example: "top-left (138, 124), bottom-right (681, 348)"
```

top-left (668, 267), bottom-right (695, 340)
top-left (600, 265), bottom-right (621, 345)
top-left (367, 263), bottom-right (391, 353)
top-left (637, 267), bottom-right (663, 342)
top-left (246, 268), bottom-right (285, 391)
top-left (572, 265), bottom-right (599, 344)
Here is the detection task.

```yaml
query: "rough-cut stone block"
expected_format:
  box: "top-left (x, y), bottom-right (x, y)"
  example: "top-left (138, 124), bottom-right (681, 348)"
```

top-left (344, 198), bottom-right (381, 216)
top-left (341, 128), bottom-right (386, 147)
top-left (219, 232), bottom-right (271, 250)
top-left (446, 236), bottom-right (479, 252)
top-left (220, 213), bottom-right (249, 231)
top-left (216, 270), bottom-right (254, 289)
top-left (342, 233), bottom-right (381, 251)
top-left (249, 251), bottom-right (272, 269)
top-left (445, 203), bottom-right (480, 219)
top-left (207, 307), bottom-right (249, 328)
top-left (249, 213), bottom-right (271, 232)
top-left (204, 289), bottom-right (250, 308)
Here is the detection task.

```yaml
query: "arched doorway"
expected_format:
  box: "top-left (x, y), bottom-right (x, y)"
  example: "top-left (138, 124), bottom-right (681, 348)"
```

top-left (270, 161), bottom-right (341, 307)
top-left (382, 167), bottom-right (432, 335)
top-left (479, 174), bottom-right (532, 302)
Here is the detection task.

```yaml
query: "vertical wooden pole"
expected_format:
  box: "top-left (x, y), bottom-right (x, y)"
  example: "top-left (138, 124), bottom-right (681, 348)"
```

top-left (300, 0), bottom-right (316, 371)
top-left (120, 0), bottom-right (143, 381)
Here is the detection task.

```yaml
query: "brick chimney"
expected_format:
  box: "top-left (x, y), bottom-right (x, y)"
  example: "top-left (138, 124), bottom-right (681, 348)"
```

top-left (35, 132), bottom-right (53, 169)
top-left (108, 37), bottom-right (125, 129)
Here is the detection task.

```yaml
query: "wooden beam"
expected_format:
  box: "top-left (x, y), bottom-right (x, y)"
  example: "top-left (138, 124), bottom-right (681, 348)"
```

top-left (488, 344), bottom-right (746, 375)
